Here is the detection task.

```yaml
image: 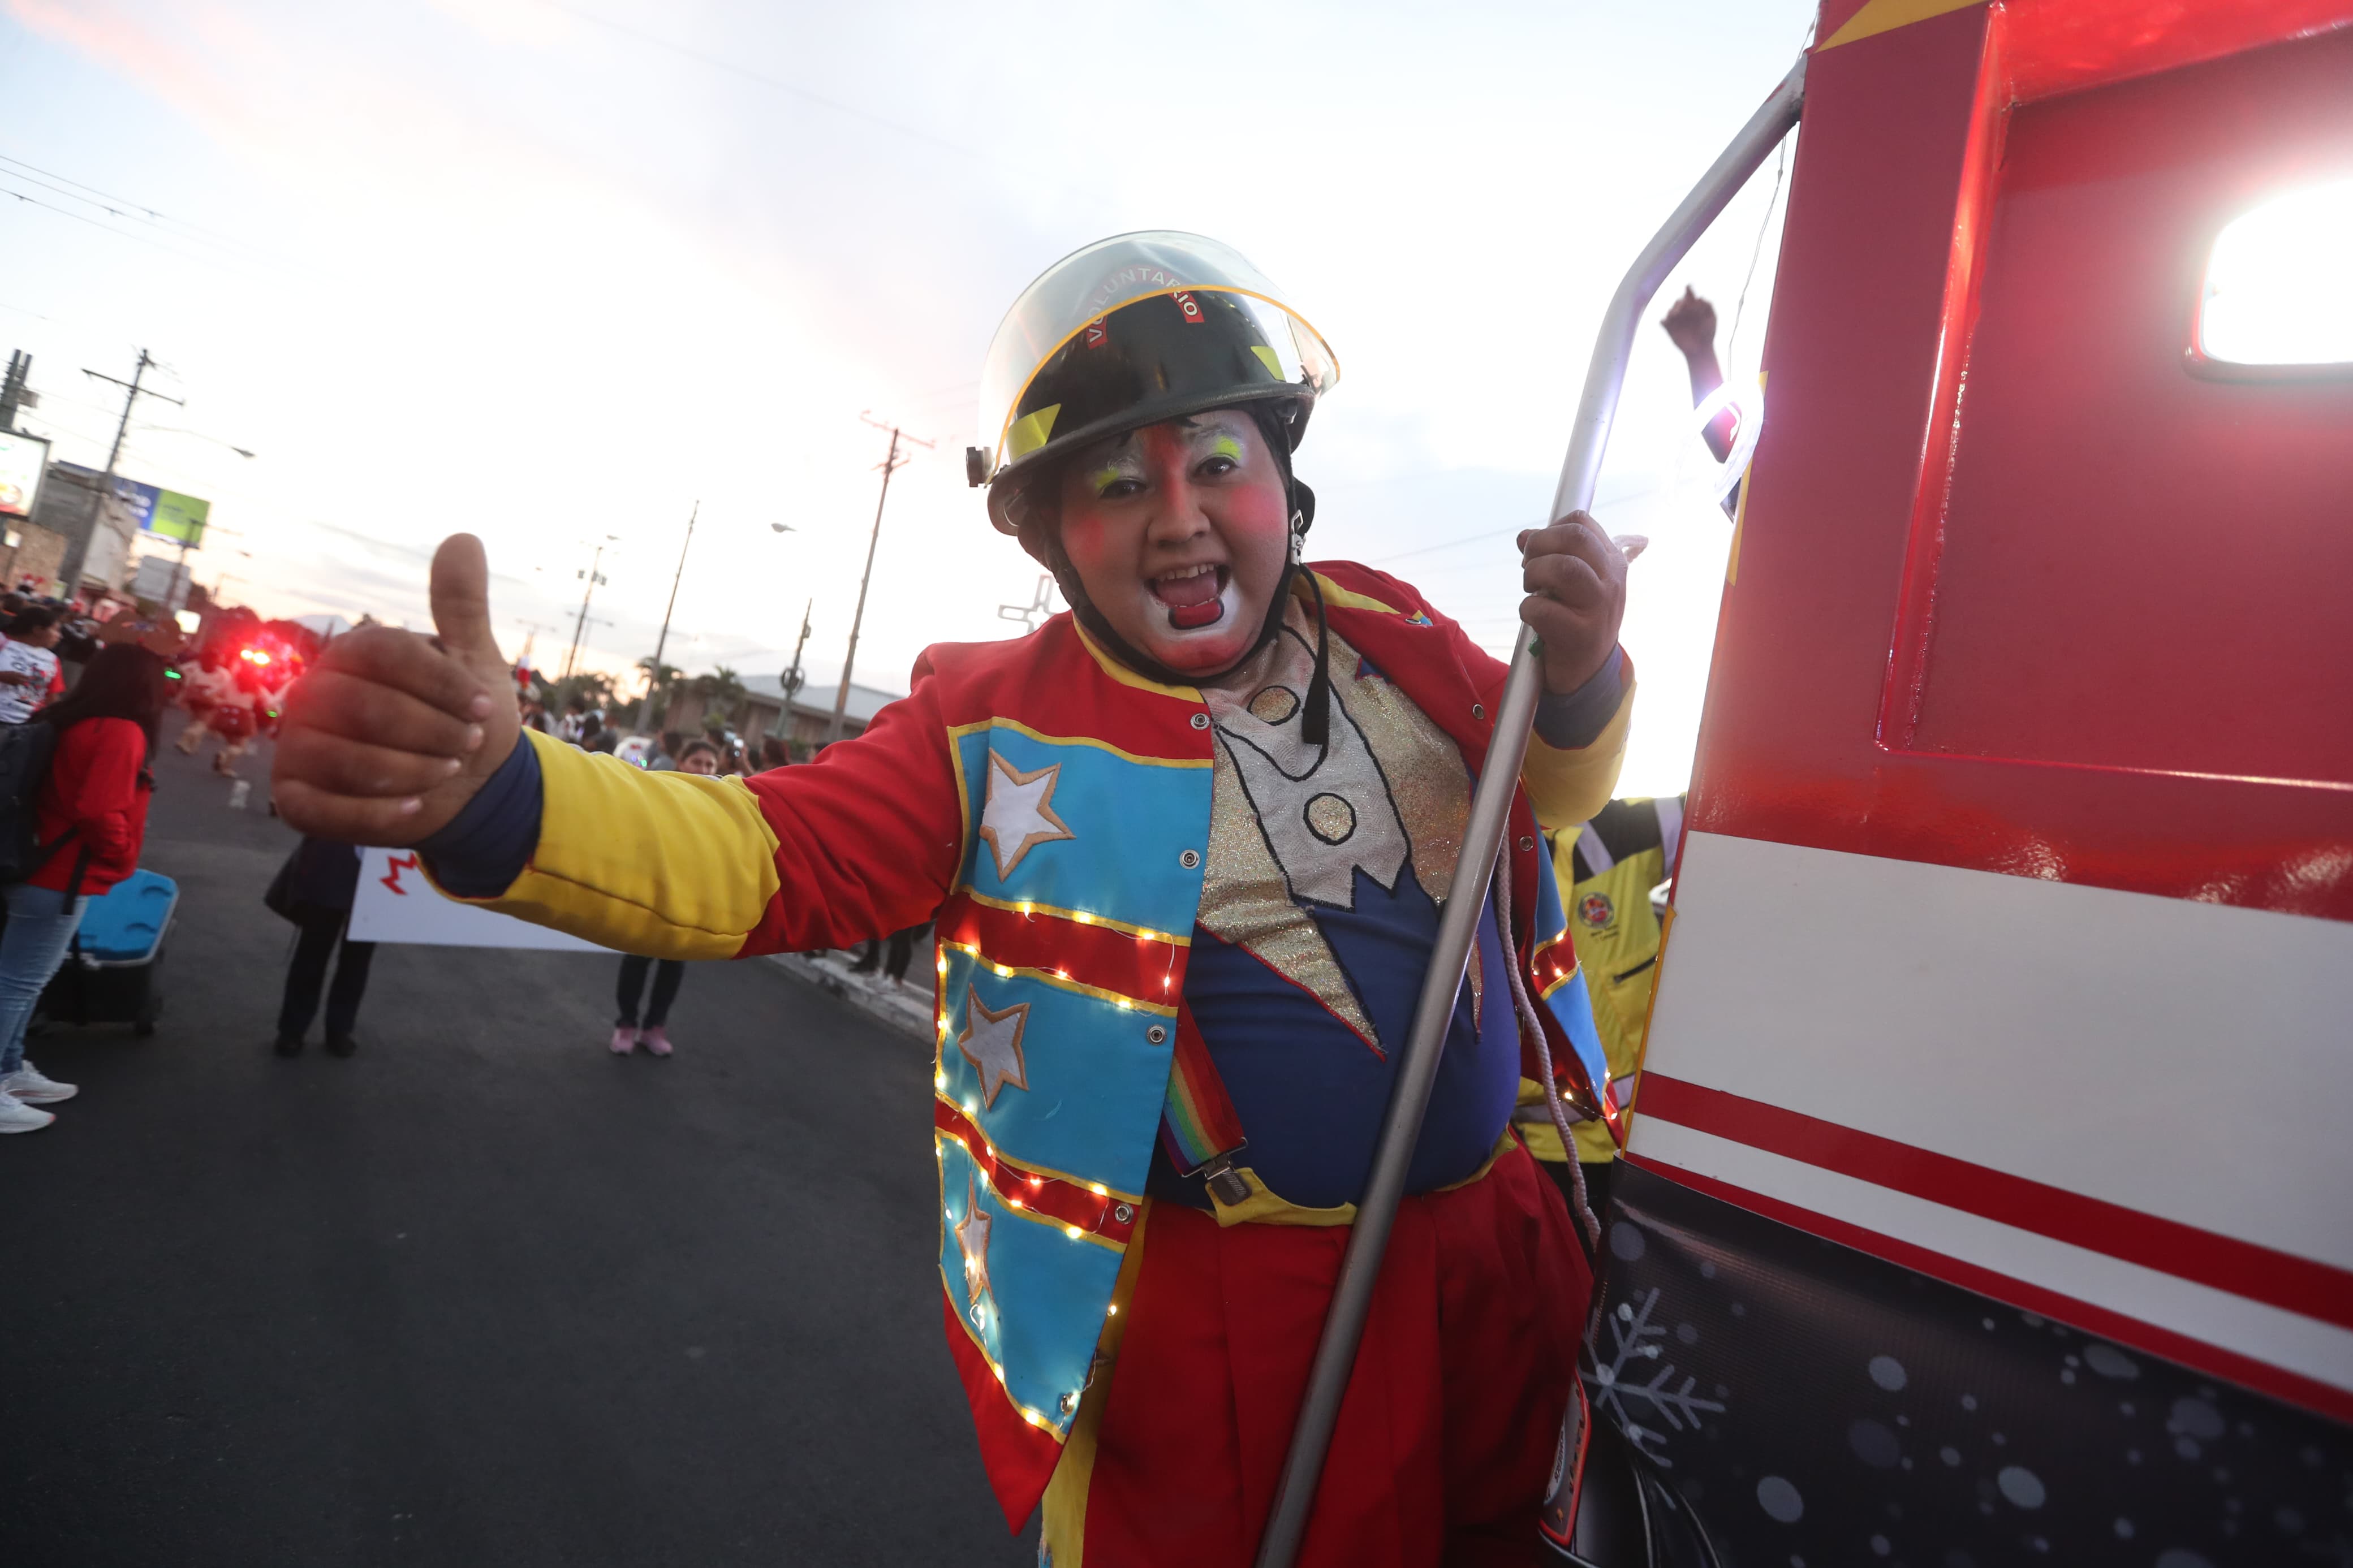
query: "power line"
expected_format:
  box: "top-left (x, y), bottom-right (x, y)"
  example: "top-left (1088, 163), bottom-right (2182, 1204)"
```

top-left (0, 176), bottom-right (287, 280)
top-left (0, 154), bottom-right (279, 267)
top-left (543, 3), bottom-right (980, 160)
top-left (0, 153), bottom-right (255, 250)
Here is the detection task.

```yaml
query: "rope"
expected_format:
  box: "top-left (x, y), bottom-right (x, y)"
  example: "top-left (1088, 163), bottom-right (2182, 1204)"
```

top-left (1492, 843), bottom-right (1603, 1255)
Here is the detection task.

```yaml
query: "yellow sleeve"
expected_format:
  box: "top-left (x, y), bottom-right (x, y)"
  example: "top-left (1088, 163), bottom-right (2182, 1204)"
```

top-left (1518, 676), bottom-right (1635, 831)
top-left (1515, 1077), bottom-right (1572, 1163)
top-left (433, 730), bottom-right (783, 960)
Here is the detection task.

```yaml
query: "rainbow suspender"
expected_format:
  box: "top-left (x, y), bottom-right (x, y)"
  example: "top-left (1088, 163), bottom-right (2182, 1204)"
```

top-left (1158, 1002), bottom-right (1252, 1206)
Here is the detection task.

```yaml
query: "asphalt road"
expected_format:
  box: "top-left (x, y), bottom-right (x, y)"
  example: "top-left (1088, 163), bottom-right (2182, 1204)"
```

top-left (1, 735), bottom-right (1033, 1567)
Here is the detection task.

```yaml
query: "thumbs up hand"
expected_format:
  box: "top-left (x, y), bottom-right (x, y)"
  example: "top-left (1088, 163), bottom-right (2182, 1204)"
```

top-left (273, 534), bottom-right (522, 846)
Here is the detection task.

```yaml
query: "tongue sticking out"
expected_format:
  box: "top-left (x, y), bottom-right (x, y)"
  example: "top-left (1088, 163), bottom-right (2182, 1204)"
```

top-left (1169, 600), bottom-right (1223, 629)
top-left (1153, 569), bottom-right (1225, 629)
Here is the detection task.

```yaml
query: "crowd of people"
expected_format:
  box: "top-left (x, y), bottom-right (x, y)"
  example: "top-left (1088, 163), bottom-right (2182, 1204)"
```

top-left (11, 244), bottom-right (1749, 1560)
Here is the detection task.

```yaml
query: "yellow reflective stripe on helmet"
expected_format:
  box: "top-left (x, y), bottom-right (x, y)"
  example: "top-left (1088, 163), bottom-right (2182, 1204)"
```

top-left (1250, 344), bottom-right (1282, 379)
top-left (1005, 403), bottom-right (1062, 464)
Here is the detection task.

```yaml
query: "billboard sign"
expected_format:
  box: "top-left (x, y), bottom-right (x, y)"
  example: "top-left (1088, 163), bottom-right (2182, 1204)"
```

top-left (104, 477), bottom-right (209, 546)
top-left (148, 487), bottom-right (209, 546)
top-left (105, 476), bottom-right (158, 532)
top-left (0, 430), bottom-right (49, 521)
top-left (106, 477), bottom-right (210, 548)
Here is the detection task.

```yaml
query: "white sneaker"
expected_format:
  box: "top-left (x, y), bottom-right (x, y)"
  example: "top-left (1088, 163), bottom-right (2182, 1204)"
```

top-left (3, 1062), bottom-right (76, 1104)
top-left (0, 1088), bottom-right (55, 1133)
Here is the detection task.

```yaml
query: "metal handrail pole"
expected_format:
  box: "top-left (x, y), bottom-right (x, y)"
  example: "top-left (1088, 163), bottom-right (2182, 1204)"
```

top-left (1251, 54), bottom-right (1808, 1568)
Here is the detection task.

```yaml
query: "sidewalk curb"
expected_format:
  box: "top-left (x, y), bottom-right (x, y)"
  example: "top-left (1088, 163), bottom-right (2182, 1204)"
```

top-left (766, 951), bottom-right (934, 1047)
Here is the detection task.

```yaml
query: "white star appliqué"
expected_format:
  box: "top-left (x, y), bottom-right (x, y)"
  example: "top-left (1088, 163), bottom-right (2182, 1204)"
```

top-left (957, 986), bottom-right (1031, 1108)
top-left (979, 750), bottom-right (1074, 880)
top-left (955, 1173), bottom-right (994, 1321)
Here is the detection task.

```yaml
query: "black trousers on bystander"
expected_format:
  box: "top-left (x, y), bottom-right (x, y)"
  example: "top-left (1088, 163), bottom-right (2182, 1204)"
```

top-left (278, 911), bottom-right (376, 1042)
top-left (616, 955), bottom-right (685, 1029)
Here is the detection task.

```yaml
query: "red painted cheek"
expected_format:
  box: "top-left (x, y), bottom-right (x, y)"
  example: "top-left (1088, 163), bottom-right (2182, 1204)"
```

top-left (1059, 509), bottom-right (1116, 576)
top-left (1208, 483), bottom-right (1291, 571)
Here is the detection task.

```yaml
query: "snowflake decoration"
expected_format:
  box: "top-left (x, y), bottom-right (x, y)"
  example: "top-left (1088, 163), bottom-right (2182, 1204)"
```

top-left (1585, 1285), bottom-right (1726, 1467)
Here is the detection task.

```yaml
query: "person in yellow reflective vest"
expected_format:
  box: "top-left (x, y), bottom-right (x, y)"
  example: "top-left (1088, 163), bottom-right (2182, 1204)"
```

top-left (1516, 793), bottom-right (1683, 1222)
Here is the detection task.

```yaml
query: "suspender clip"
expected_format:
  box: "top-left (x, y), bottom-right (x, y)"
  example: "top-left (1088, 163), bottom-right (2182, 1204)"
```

top-left (1200, 1152), bottom-right (1251, 1208)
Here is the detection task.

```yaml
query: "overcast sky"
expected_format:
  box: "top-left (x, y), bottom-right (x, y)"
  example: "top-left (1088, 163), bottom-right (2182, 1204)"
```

top-left (0, 0), bottom-right (1814, 794)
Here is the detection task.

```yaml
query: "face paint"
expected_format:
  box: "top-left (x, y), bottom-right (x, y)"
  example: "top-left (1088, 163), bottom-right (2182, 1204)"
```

top-left (1054, 411), bottom-right (1292, 679)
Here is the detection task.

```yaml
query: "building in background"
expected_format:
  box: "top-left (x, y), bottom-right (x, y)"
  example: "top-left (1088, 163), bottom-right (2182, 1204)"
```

top-left (5, 462), bottom-right (208, 599)
top-left (667, 673), bottom-right (898, 756)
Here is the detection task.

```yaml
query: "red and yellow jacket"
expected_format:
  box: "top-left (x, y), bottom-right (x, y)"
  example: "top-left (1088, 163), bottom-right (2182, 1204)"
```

top-left (446, 561), bottom-right (1630, 1522)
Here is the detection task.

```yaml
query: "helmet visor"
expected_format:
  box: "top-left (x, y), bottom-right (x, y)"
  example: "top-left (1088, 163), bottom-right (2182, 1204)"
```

top-left (976, 232), bottom-right (1338, 490)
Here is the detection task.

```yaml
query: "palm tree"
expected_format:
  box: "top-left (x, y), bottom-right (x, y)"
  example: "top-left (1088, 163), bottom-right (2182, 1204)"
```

top-left (692, 665), bottom-right (748, 727)
top-left (554, 671), bottom-right (616, 712)
top-left (636, 655), bottom-right (683, 696)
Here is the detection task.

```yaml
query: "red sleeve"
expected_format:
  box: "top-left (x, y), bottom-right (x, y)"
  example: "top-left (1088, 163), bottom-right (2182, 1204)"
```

top-left (44, 660), bottom-right (64, 703)
top-left (732, 662), bottom-right (968, 954)
top-left (1319, 559), bottom-right (1514, 694)
top-left (65, 720), bottom-right (144, 865)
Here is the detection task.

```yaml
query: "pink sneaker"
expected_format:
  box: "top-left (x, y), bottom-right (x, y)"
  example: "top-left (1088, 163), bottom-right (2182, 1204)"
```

top-left (639, 1025), bottom-right (674, 1057)
top-left (608, 1025), bottom-right (638, 1055)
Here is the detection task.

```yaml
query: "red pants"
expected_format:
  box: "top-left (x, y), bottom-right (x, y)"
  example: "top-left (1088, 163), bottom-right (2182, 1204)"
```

top-left (1042, 1144), bottom-right (1590, 1567)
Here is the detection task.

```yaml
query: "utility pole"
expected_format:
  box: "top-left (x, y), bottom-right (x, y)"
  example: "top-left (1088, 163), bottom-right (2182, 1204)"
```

top-left (561, 535), bottom-right (617, 681)
top-left (829, 414), bottom-right (930, 744)
top-left (782, 598), bottom-right (813, 699)
top-left (65, 348), bottom-right (183, 594)
top-left (648, 500), bottom-right (697, 691)
top-left (0, 351), bottom-right (31, 430)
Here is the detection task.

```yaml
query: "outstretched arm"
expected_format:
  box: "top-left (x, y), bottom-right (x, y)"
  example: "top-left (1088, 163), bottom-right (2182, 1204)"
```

top-left (274, 535), bottom-right (963, 959)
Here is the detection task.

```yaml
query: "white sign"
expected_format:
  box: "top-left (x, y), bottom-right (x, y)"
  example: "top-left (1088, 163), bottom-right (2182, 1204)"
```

top-left (349, 845), bottom-right (611, 952)
top-left (0, 430), bottom-right (46, 520)
top-left (131, 555), bottom-right (191, 611)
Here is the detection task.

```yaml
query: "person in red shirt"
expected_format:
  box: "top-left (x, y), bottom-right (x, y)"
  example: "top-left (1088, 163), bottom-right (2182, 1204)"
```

top-left (0, 643), bottom-right (167, 1133)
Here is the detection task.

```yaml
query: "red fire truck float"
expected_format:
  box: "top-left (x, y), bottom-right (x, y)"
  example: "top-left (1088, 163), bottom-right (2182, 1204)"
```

top-left (1256, 3), bottom-right (2351, 1565)
top-left (1549, 1), bottom-right (2352, 1562)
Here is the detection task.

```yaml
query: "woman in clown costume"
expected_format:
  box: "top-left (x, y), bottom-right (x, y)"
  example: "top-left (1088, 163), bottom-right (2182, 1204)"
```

top-left (274, 233), bottom-right (1634, 1567)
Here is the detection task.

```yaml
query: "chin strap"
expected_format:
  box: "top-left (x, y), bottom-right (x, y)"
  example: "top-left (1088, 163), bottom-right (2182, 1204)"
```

top-left (1297, 553), bottom-right (1333, 762)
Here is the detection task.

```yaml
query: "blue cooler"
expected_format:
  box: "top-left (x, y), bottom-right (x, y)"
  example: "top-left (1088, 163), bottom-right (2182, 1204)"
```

top-left (40, 868), bottom-right (178, 1036)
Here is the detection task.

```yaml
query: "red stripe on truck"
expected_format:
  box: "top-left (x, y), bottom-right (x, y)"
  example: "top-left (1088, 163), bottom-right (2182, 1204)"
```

top-left (1637, 1072), bottom-right (2353, 1333)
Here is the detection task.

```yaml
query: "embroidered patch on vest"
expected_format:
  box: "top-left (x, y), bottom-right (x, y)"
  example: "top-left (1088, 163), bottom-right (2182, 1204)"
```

top-left (955, 1173), bottom-right (994, 1327)
top-left (958, 986), bottom-right (1032, 1107)
top-left (1579, 891), bottom-right (1615, 930)
top-left (980, 749), bottom-right (1076, 879)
